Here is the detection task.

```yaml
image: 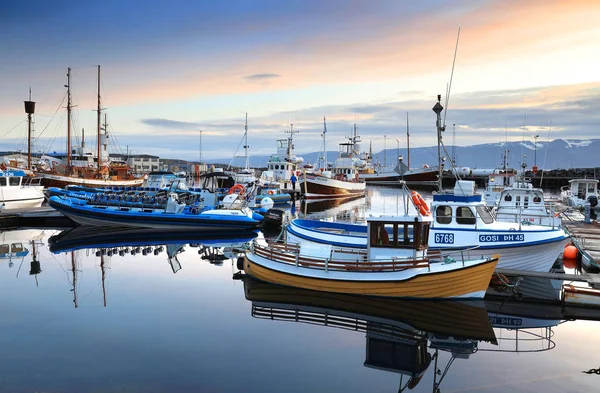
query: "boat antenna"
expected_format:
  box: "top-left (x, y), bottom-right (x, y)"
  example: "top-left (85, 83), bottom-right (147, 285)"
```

top-left (433, 95), bottom-right (445, 192)
top-left (244, 113), bottom-right (250, 171)
top-left (442, 27), bottom-right (460, 129)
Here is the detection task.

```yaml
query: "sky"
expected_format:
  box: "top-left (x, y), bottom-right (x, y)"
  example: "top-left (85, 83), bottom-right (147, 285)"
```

top-left (1, 0), bottom-right (599, 162)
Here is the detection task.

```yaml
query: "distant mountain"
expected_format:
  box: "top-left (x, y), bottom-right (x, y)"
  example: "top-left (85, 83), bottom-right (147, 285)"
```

top-left (206, 138), bottom-right (600, 170)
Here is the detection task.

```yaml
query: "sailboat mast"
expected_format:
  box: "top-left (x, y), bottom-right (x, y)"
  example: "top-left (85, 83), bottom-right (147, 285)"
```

top-left (244, 113), bottom-right (249, 171)
top-left (323, 117), bottom-right (327, 170)
top-left (24, 88), bottom-right (35, 170)
top-left (97, 65), bottom-right (102, 172)
top-left (100, 254), bottom-right (107, 307)
top-left (66, 68), bottom-right (72, 167)
top-left (432, 95), bottom-right (445, 192)
top-left (71, 252), bottom-right (78, 308)
top-left (406, 112), bottom-right (410, 169)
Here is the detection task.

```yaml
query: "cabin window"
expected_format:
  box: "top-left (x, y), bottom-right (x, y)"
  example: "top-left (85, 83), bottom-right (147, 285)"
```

top-left (524, 196), bottom-right (529, 208)
top-left (11, 243), bottom-right (24, 252)
top-left (456, 207), bottom-right (476, 225)
top-left (9, 177), bottom-right (21, 186)
top-left (515, 195), bottom-right (521, 207)
top-left (504, 194), bottom-right (512, 202)
top-left (589, 184), bottom-right (596, 193)
top-left (370, 222), bottom-right (416, 248)
top-left (533, 194), bottom-right (542, 203)
top-left (275, 165), bottom-right (280, 170)
top-left (476, 205), bottom-right (494, 224)
top-left (435, 205), bottom-right (452, 224)
top-left (0, 178), bottom-right (6, 187)
top-left (0, 244), bottom-right (8, 253)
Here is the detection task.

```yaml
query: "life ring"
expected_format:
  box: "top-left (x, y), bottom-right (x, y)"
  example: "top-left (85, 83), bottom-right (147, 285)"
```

top-left (229, 184), bottom-right (246, 195)
top-left (411, 191), bottom-right (430, 216)
top-left (267, 190), bottom-right (275, 195)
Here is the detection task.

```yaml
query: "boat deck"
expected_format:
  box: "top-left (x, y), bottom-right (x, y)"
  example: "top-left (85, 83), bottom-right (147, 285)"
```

top-left (564, 220), bottom-right (600, 270)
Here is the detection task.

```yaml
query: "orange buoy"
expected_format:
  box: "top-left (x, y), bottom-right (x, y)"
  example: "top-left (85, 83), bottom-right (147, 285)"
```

top-left (563, 245), bottom-right (578, 260)
top-left (563, 258), bottom-right (578, 269)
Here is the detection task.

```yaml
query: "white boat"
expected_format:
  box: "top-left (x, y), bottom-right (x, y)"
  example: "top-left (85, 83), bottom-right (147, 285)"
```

top-left (287, 180), bottom-right (569, 272)
top-left (495, 180), bottom-right (561, 227)
top-left (0, 169), bottom-right (45, 210)
top-left (260, 124), bottom-right (304, 190)
top-left (298, 125), bottom-right (366, 199)
top-left (560, 179), bottom-right (599, 209)
top-left (245, 184), bottom-right (500, 299)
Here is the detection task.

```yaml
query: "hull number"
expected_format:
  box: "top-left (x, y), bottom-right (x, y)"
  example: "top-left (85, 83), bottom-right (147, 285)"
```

top-left (479, 234), bottom-right (525, 242)
top-left (434, 233), bottom-right (454, 244)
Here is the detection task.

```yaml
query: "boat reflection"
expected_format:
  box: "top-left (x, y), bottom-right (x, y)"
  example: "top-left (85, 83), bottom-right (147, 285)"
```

top-left (243, 277), bottom-right (497, 392)
top-left (300, 192), bottom-right (369, 223)
top-left (1, 229), bottom-right (45, 282)
top-left (49, 225), bottom-right (258, 273)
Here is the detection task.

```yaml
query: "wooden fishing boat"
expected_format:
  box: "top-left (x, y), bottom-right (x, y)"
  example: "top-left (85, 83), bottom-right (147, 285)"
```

top-left (243, 207), bottom-right (500, 298)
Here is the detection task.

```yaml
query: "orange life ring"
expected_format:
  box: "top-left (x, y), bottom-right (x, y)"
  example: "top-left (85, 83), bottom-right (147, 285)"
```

top-left (267, 190), bottom-right (275, 195)
top-left (229, 184), bottom-right (246, 195)
top-left (411, 191), bottom-right (430, 216)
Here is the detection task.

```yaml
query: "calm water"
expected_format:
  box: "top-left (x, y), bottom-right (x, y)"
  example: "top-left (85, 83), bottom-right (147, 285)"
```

top-left (1, 186), bottom-right (599, 393)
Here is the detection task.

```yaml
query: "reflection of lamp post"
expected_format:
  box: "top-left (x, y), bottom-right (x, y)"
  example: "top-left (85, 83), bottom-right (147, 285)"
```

top-left (383, 135), bottom-right (387, 167)
top-left (533, 134), bottom-right (539, 177)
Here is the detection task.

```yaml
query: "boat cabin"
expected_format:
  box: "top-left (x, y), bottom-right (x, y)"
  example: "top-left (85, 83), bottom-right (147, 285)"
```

top-left (431, 181), bottom-right (496, 229)
top-left (562, 179), bottom-right (599, 207)
top-left (144, 171), bottom-right (177, 189)
top-left (366, 215), bottom-right (431, 261)
top-left (484, 170), bottom-right (517, 206)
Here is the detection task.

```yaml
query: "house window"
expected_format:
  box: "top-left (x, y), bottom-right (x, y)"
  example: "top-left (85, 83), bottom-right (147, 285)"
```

top-left (456, 207), bottom-right (476, 225)
top-left (435, 205), bottom-right (452, 224)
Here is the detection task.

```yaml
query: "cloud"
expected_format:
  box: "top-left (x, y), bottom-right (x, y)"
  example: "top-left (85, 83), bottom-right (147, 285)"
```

top-left (243, 73), bottom-right (281, 82)
top-left (140, 118), bottom-right (200, 130)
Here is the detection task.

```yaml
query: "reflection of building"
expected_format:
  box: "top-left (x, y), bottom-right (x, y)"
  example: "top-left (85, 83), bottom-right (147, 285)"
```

top-left (243, 277), bottom-right (496, 392)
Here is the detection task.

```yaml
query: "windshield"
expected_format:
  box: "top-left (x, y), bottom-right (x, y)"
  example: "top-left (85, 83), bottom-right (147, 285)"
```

top-left (476, 205), bottom-right (495, 224)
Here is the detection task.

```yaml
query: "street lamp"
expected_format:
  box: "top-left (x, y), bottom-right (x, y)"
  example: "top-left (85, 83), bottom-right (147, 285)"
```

top-left (383, 135), bottom-right (387, 167)
top-left (533, 134), bottom-right (539, 177)
top-left (396, 139), bottom-right (400, 160)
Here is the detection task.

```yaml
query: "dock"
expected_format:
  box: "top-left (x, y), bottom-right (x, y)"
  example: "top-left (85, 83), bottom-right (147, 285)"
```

top-left (0, 206), bottom-right (76, 229)
top-left (564, 221), bottom-right (600, 270)
top-left (495, 268), bottom-right (600, 289)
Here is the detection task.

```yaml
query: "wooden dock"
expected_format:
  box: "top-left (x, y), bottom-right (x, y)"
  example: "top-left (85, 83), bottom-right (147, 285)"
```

top-left (564, 221), bottom-right (600, 270)
top-left (0, 206), bottom-right (75, 229)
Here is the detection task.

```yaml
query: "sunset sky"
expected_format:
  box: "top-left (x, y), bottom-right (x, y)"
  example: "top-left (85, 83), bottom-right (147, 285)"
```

top-left (1, 0), bottom-right (599, 162)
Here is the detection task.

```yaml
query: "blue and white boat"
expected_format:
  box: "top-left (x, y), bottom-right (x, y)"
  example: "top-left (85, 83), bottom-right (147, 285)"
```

top-left (0, 169), bottom-right (45, 210)
top-left (48, 191), bottom-right (263, 231)
top-left (285, 181), bottom-right (569, 272)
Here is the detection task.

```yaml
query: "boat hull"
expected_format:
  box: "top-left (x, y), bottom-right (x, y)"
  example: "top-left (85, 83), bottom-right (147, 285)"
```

top-left (298, 175), bottom-right (365, 199)
top-left (48, 197), bottom-right (261, 231)
top-left (359, 168), bottom-right (438, 185)
top-left (286, 219), bottom-right (569, 272)
top-left (243, 251), bottom-right (498, 299)
top-left (0, 188), bottom-right (45, 210)
top-left (38, 173), bottom-right (144, 189)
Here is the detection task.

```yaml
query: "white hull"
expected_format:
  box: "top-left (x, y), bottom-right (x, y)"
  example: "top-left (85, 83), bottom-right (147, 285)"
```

top-left (38, 173), bottom-right (144, 187)
top-left (287, 222), bottom-right (569, 272)
top-left (299, 175), bottom-right (365, 199)
top-left (0, 188), bottom-right (45, 210)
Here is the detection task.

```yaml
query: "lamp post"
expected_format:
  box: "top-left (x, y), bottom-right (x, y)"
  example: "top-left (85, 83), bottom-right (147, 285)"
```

top-left (396, 139), bottom-right (400, 160)
top-left (533, 134), bottom-right (539, 178)
top-left (383, 135), bottom-right (387, 167)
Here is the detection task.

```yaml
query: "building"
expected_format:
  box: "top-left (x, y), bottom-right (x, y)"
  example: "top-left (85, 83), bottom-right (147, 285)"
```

top-left (110, 153), bottom-right (161, 174)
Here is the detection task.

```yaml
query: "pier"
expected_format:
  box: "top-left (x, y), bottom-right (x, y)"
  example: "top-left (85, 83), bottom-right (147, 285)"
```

top-left (564, 221), bottom-right (600, 271)
top-left (0, 206), bottom-right (75, 229)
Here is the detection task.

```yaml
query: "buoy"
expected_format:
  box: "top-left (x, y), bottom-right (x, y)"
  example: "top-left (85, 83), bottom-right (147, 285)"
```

top-left (563, 258), bottom-right (577, 269)
top-left (267, 190), bottom-right (275, 195)
top-left (563, 245), bottom-right (578, 260)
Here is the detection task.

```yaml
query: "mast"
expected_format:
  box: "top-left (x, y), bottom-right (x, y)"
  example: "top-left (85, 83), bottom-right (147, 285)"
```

top-left (432, 95), bottom-right (445, 192)
top-left (103, 113), bottom-right (108, 165)
top-left (24, 88), bottom-right (36, 170)
top-left (406, 112), bottom-right (410, 169)
top-left (323, 117), bottom-right (328, 170)
top-left (66, 68), bottom-right (72, 167)
top-left (100, 254), bottom-right (107, 307)
top-left (243, 113), bottom-right (249, 171)
top-left (71, 252), bottom-right (78, 308)
top-left (96, 65), bottom-right (102, 172)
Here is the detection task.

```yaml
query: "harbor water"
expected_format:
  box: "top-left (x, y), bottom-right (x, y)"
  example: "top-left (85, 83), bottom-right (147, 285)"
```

top-left (1, 186), bottom-right (599, 393)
